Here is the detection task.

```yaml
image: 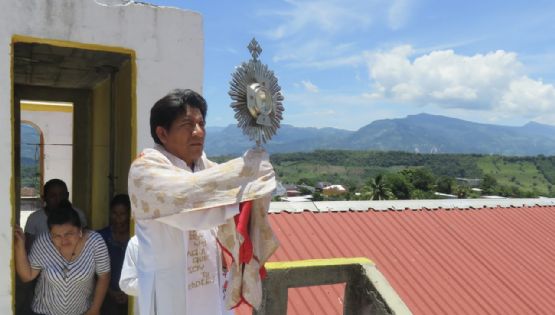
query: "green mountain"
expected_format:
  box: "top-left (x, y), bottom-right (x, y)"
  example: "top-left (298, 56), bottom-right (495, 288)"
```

top-left (346, 114), bottom-right (555, 155)
top-left (206, 113), bottom-right (555, 156)
top-left (206, 124), bottom-right (353, 156)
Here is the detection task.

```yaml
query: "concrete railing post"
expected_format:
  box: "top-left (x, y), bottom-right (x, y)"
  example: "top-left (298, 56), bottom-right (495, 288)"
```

top-left (253, 258), bottom-right (411, 315)
top-left (254, 269), bottom-right (289, 315)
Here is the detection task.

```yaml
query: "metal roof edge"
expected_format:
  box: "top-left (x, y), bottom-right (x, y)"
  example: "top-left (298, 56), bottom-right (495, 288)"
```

top-left (268, 198), bottom-right (555, 213)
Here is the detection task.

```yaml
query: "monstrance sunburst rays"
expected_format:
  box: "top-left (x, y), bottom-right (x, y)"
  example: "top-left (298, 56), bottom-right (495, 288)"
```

top-left (229, 38), bottom-right (284, 145)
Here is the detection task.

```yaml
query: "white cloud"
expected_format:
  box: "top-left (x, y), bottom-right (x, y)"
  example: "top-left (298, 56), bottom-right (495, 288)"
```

top-left (500, 77), bottom-right (555, 113)
top-left (283, 91), bottom-right (402, 129)
top-left (262, 0), bottom-right (376, 40)
top-left (287, 91), bottom-right (375, 108)
top-left (282, 52), bottom-right (366, 69)
top-left (263, 0), bottom-right (416, 68)
top-left (301, 80), bottom-right (319, 93)
top-left (366, 45), bottom-right (555, 115)
top-left (388, 0), bottom-right (412, 30)
top-left (271, 38), bottom-right (365, 67)
top-left (272, 39), bottom-right (329, 63)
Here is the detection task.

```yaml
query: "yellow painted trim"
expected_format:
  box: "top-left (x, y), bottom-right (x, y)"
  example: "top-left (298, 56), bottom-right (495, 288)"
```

top-left (123, 53), bottom-right (138, 315)
top-left (265, 257), bottom-right (374, 270)
top-left (130, 54), bottom-right (137, 240)
top-left (21, 102), bottom-right (74, 113)
top-left (12, 34), bottom-right (136, 55)
top-left (130, 54), bottom-right (137, 158)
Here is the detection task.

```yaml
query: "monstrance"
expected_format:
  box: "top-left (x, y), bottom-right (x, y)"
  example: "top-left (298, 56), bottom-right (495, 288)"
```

top-left (229, 38), bottom-right (284, 146)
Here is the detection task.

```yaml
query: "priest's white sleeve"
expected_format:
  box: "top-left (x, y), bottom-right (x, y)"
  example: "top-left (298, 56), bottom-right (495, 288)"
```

top-left (119, 236), bottom-right (139, 296)
top-left (128, 148), bottom-right (275, 230)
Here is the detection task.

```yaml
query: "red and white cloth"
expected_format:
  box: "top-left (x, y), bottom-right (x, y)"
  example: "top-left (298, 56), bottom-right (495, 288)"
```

top-left (218, 196), bottom-right (279, 309)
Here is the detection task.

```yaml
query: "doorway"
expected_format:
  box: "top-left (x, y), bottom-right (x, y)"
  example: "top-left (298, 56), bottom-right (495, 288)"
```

top-left (12, 36), bottom-right (136, 315)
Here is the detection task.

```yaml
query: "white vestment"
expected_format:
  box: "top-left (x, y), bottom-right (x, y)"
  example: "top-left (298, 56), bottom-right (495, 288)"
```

top-left (128, 145), bottom-right (275, 315)
top-left (119, 236), bottom-right (140, 315)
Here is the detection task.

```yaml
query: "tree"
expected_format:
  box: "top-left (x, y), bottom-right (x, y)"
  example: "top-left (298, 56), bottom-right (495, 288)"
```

top-left (401, 168), bottom-right (436, 192)
top-left (455, 185), bottom-right (470, 198)
top-left (480, 174), bottom-right (498, 194)
top-left (410, 189), bottom-right (436, 200)
top-left (298, 186), bottom-right (314, 195)
top-left (312, 191), bottom-right (324, 201)
top-left (384, 173), bottom-right (413, 199)
top-left (436, 176), bottom-right (455, 194)
top-left (297, 177), bottom-right (316, 187)
top-left (364, 174), bottom-right (393, 200)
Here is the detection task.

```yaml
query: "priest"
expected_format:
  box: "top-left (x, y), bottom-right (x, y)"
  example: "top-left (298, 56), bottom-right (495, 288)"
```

top-left (127, 89), bottom-right (277, 315)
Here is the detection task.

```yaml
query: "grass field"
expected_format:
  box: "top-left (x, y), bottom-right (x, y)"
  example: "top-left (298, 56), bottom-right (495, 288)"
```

top-left (477, 156), bottom-right (552, 195)
top-left (213, 150), bottom-right (555, 197)
top-left (275, 161), bottom-right (388, 188)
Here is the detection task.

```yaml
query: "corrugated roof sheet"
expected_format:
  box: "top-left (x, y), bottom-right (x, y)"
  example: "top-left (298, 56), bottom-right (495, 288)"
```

top-left (269, 198), bottom-right (555, 213)
top-left (239, 199), bottom-right (555, 314)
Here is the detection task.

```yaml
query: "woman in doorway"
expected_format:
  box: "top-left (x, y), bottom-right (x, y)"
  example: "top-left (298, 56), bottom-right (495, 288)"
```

top-left (14, 200), bottom-right (110, 315)
top-left (98, 194), bottom-right (131, 315)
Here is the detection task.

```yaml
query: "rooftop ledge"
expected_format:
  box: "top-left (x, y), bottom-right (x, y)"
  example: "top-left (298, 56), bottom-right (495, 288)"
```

top-left (269, 198), bottom-right (555, 213)
top-left (257, 258), bottom-right (412, 315)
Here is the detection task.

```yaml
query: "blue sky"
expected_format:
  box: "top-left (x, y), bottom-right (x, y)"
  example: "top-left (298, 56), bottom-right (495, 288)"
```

top-left (148, 0), bottom-right (555, 130)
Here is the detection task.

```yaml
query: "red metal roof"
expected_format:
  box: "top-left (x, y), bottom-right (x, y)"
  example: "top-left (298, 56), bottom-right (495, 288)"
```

top-left (238, 204), bottom-right (555, 314)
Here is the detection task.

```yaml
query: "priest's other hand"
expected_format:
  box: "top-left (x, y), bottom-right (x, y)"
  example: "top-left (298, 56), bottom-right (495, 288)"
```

top-left (243, 147), bottom-right (274, 179)
top-left (244, 147), bottom-right (270, 163)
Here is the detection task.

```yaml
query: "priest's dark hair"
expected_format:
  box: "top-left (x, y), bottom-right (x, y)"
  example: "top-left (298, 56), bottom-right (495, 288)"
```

top-left (150, 89), bottom-right (208, 145)
top-left (47, 199), bottom-right (82, 230)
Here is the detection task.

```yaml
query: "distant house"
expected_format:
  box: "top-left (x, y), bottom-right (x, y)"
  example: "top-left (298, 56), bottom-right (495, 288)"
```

top-left (273, 181), bottom-right (287, 197)
top-left (284, 184), bottom-right (301, 197)
top-left (280, 195), bottom-right (313, 202)
top-left (316, 181), bottom-right (332, 191)
top-left (322, 184), bottom-right (347, 196)
top-left (287, 190), bottom-right (301, 197)
top-left (20, 187), bottom-right (36, 197)
top-left (456, 177), bottom-right (482, 187)
top-left (297, 184), bottom-right (316, 193)
top-left (434, 192), bottom-right (458, 199)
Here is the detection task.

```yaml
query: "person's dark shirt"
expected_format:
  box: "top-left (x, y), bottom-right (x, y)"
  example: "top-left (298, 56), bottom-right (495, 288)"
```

top-left (97, 226), bottom-right (128, 291)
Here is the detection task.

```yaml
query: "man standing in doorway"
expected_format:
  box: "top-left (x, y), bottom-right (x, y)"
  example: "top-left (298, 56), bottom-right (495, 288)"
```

top-left (127, 89), bottom-right (276, 315)
top-left (25, 178), bottom-right (87, 247)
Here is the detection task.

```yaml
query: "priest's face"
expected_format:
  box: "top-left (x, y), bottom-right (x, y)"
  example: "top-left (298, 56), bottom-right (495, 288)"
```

top-left (158, 105), bottom-right (206, 167)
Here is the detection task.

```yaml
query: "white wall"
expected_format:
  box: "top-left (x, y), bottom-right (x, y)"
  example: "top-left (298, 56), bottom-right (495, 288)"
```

top-left (0, 0), bottom-right (204, 312)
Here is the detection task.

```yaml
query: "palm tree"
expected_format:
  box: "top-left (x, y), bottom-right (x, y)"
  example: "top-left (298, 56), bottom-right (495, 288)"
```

top-left (362, 174), bottom-right (393, 200)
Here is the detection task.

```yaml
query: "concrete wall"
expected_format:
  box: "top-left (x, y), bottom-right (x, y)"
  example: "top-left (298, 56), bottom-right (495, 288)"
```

top-left (0, 0), bottom-right (204, 312)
